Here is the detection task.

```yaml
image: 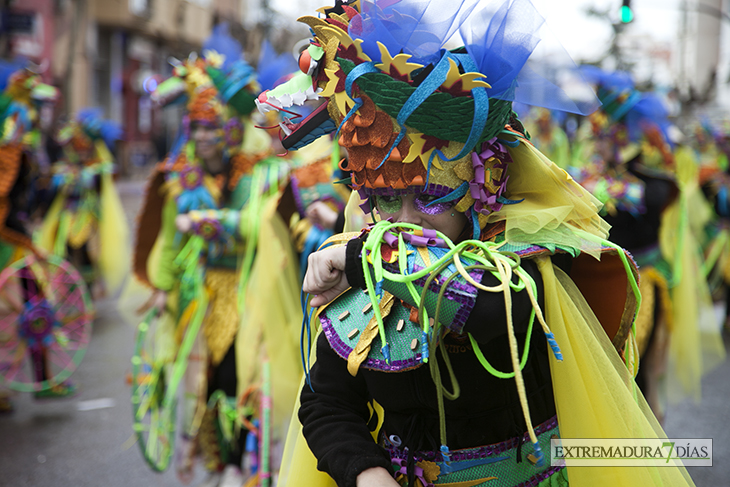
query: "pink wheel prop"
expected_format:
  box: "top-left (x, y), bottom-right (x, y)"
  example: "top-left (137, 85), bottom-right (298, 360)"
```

top-left (0, 254), bottom-right (93, 392)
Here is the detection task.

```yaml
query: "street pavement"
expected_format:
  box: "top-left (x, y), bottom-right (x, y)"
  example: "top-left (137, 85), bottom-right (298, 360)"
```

top-left (0, 177), bottom-right (208, 487)
top-left (1, 177), bottom-right (729, 486)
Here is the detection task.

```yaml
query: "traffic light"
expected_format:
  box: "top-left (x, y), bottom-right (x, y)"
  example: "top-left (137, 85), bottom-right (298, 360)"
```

top-left (620, 0), bottom-right (634, 23)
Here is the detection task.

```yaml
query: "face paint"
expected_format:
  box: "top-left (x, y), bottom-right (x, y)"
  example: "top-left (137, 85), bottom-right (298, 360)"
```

top-left (375, 193), bottom-right (458, 216)
top-left (374, 195), bottom-right (402, 214)
top-left (413, 194), bottom-right (456, 215)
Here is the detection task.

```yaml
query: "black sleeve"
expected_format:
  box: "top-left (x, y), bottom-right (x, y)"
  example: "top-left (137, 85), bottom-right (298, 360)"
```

top-left (643, 177), bottom-right (675, 215)
top-left (334, 210), bottom-right (346, 234)
top-left (344, 237), bottom-right (366, 290)
top-left (462, 257), bottom-right (545, 344)
top-left (299, 333), bottom-right (393, 487)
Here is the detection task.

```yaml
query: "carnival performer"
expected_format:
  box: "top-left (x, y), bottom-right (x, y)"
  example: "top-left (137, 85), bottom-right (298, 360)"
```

top-left (0, 63), bottom-right (87, 407)
top-left (255, 38), bottom-right (351, 276)
top-left (37, 109), bottom-right (127, 297)
top-left (256, 1), bottom-right (698, 486)
top-left (569, 70), bottom-right (677, 420)
top-left (131, 28), bottom-right (305, 486)
top-left (692, 122), bottom-right (730, 326)
top-left (285, 142), bottom-right (350, 278)
top-left (573, 69), bottom-right (724, 417)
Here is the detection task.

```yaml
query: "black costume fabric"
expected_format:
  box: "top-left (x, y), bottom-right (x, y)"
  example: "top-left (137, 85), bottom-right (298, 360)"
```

top-left (299, 256), bottom-right (562, 487)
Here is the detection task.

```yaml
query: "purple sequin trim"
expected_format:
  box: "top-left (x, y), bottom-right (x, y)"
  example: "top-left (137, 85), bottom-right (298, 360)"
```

top-left (384, 416), bottom-right (559, 463)
top-left (413, 196), bottom-right (456, 216)
top-left (513, 245), bottom-right (548, 257)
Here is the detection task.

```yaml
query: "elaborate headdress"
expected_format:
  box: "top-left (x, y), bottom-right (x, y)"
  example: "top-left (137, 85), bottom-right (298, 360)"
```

top-left (0, 61), bottom-right (58, 147)
top-left (151, 25), bottom-right (265, 168)
top-left (257, 0), bottom-right (599, 238)
top-left (580, 66), bottom-right (674, 166)
top-left (0, 62), bottom-right (58, 249)
top-left (56, 108), bottom-right (123, 164)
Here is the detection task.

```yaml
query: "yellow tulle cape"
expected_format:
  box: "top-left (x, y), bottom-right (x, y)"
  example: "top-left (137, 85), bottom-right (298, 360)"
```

top-left (98, 172), bottom-right (131, 293)
top-left (659, 146), bottom-right (726, 402)
top-left (538, 257), bottom-right (694, 486)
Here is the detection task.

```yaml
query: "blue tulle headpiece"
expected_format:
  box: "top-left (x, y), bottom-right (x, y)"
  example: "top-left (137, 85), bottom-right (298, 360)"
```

top-left (0, 60), bottom-right (26, 92)
top-left (349, 0), bottom-right (600, 116)
top-left (203, 23), bottom-right (243, 72)
top-left (625, 93), bottom-right (673, 147)
top-left (256, 40), bottom-right (298, 92)
top-left (201, 25), bottom-right (259, 116)
top-left (350, 0), bottom-right (478, 66)
top-left (581, 66), bottom-right (672, 147)
top-left (76, 107), bottom-right (123, 149)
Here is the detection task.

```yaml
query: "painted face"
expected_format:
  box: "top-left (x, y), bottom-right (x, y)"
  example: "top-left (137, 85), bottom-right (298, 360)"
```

top-left (191, 124), bottom-right (221, 162)
top-left (374, 193), bottom-right (467, 242)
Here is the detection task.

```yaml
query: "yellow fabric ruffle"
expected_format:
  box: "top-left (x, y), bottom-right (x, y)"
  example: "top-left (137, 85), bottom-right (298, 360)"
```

top-left (98, 171), bottom-right (130, 294)
top-left (278, 376), bottom-right (338, 487)
top-left (67, 208), bottom-right (95, 249)
top-left (489, 141), bottom-right (610, 259)
top-left (343, 190), bottom-right (372, 233)
top-left (203, 268), bottom-right (240, 366)
top-left (36, 191), bottom-right (66, 253)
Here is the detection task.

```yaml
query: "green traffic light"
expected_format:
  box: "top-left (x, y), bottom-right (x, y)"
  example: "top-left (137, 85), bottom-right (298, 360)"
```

top-left (620, 5), bottom-right (634, 23)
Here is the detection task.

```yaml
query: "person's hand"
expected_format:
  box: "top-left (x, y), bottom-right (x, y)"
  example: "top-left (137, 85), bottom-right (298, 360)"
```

top-left (175, 213), bottom-right (192, 233)
top-left (136, 288), bottom-right (168, 316)
top-left (356, 467), bottom-right (400, 487)
top-left (306, 201), bottom-right (339, 230)
top-left (303, 246), bottom-right (349, 307)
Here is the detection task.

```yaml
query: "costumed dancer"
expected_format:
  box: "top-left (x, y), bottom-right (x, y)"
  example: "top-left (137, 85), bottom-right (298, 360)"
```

top-left (284, 144), bottom-right (350, 278)
top-left (256, 1), bottom-right (697, 486)
top-left (256, 38), bottom-right (352, 277)
top-left (692, 121), bottom-right (730, 326)
top-left (131, 27), bottom-right (304, 486)
top-left (0, 64), bottom-right (92, 408)
top-left (573, 69), bottom-right (724, 416)
top-left (569, 69), bottom-right (677, 420)
top-left (37, 109), bottom-right (128, 297)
